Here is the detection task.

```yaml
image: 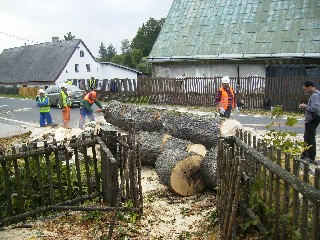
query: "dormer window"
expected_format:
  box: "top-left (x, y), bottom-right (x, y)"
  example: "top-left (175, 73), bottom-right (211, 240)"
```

top-left (80, 50), bottom-right (84, 57)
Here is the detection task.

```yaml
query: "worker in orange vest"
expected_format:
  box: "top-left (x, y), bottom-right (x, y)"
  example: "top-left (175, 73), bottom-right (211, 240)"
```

top-left (214, 76), bottom-right (239, 118)
top-left (79, 90), bottom-right (103, 129)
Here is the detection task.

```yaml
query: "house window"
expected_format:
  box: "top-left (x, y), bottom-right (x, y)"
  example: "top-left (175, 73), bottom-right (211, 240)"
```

top-left (86, 64), bottom-right (91, 72)
top-left (80, 50), bottom-right (84, 57)
top-left (75, 64), bottom-right (79, 72)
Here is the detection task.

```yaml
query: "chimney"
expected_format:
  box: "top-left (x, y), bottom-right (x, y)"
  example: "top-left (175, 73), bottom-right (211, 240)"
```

top-left (52, 36), bottom-right (59, 42)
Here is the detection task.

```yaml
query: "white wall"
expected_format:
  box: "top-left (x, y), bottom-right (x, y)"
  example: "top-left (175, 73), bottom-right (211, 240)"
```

top-left (56, 42), bottom-right (138, 84)
top-left (100, 64), bottom-right (138, 80)
top-left (56, 42), bottom-right (100, 84)
top-left (153, 63), bottom-right (266, 78)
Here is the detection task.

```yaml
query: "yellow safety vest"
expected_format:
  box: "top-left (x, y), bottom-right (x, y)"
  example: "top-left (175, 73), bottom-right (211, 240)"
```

top-left (39, 96), bottom-right (50, 113)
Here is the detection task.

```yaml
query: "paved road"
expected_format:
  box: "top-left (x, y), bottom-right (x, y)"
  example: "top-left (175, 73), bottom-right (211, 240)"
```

top-left (0, 96), bottom-right (102, 138)
top-left (0, 96), bottom-right (319, 138)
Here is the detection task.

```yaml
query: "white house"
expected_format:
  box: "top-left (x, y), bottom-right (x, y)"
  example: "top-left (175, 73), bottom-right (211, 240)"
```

top-left (0, 38), bottom-right (141, 88)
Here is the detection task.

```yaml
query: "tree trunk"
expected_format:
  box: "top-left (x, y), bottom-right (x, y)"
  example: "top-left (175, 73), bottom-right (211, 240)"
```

top-left (155, 148), bottom-right (205, 196)
top-left (104, 101), bottom-right (241, 149)
top-left (200, 147), bottom-right (218, 191)
top-left (138, 131), bottom-right (207, 167)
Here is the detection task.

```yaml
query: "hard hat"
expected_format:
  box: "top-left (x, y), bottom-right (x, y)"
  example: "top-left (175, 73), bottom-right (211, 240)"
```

top-left (60, 83), bottom-right (68, 88)
top-left (89, 91), bottom-right (97, 100)
top-left (38, 89), bottom-right (45, 94)
top-left (221, 76), bottom-right (230, 84)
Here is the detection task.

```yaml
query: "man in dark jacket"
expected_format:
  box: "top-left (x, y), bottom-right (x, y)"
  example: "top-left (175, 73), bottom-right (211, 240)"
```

top-left (299, 80), bottom-right (320, 162)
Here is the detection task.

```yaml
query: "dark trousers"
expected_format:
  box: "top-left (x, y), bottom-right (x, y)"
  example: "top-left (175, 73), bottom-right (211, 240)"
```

top-left (220, 106), bottom-right (232, 118)
top-left (303, 116), bottom-right (320, 161)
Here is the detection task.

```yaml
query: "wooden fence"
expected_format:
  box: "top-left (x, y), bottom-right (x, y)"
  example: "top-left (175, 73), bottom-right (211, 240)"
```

top-left (71, 76), bottom-right (319, 111)
top-left (0, 126), bottom-right (142, 238)
top-left (19, 87), bottom-right (40, 97)
top-left (217, 130), bottom-right (320, 240)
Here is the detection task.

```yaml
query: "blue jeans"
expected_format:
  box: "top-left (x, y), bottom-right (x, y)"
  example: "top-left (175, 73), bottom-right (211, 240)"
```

top-left (79, 107), bottom-right (94, 129)
top-left (40, 112), bottom-right (53, 127)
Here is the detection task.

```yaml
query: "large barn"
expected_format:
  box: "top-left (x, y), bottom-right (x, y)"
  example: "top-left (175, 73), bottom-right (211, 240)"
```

top-left (148, 0), bottom-right (320, 79)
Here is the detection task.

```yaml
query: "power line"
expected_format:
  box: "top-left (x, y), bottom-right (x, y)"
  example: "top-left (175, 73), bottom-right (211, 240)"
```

top-left (0, 31), bottom-right (39, 44)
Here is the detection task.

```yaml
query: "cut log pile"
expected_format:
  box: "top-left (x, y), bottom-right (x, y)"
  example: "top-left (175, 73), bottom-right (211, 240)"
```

top-left (104, 100), bottom-right (243, 196)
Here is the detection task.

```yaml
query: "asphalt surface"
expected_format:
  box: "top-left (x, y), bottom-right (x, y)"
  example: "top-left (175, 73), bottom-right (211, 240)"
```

top-left (0, 96), bottom-right (102, 138)
top-left (0, 96), bottom-right (319, 139)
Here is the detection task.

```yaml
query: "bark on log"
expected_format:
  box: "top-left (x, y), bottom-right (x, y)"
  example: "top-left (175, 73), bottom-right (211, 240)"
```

top-left (104, 100), bottom-right (164, 132)
top-left (155, 148), bottom-right (205, 196)
top-left (104, 101), bottom-right (241, 149)
top-left (200, 147), bottom-right (218, 191)
top-left (138, 131), bottom-right (207, 166)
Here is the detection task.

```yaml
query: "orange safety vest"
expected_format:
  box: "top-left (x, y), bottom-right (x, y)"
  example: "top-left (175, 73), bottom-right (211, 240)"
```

top-left (218, 86), bottom-right (235, 110)
top-left (84, 93), bottom-right (95, 104)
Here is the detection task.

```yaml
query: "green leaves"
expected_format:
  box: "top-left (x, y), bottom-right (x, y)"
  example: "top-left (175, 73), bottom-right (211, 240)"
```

top-left (265, 106), bottom-right (307, 156)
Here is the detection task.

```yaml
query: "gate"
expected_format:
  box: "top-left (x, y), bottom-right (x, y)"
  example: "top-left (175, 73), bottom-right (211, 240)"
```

top-left (0, 124), bottom-right (142, 238)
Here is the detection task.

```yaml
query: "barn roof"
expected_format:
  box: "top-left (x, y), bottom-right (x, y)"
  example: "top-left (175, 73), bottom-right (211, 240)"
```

top-left (149, 0), bottom-right (320, 62)
top-left (0, 39), bottom-right (92, 85)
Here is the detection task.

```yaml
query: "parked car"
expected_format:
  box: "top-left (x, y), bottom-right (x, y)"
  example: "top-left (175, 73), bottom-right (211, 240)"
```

top-left (45, 85), bottom-right (85, 107)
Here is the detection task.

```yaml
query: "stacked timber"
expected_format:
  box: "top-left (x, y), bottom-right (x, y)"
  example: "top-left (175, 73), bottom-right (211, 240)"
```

top-left (104, 101), bottom-right (243, 196)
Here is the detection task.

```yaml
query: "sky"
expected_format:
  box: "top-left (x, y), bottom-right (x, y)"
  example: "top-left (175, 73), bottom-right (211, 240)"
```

top-left (0, 0), bottom-right (173, 57)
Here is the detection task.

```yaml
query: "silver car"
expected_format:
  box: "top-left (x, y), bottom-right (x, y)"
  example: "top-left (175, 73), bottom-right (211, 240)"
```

top-left (45, 85), bottom-right (85, 107)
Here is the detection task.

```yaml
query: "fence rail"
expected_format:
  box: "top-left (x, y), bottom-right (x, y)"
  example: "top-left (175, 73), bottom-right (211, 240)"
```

top-left (0, 126), bottom-right (142, 239)
top-left (217, 131), bottom-right (320, 240)
top-left (70, 76), bottom-right (319, 111)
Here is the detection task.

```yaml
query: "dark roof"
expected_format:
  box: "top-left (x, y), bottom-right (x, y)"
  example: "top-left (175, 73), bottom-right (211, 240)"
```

top-left (0, 39), bottom-right (89, 84)
top-left (149, 0), bottom-right (320, 62)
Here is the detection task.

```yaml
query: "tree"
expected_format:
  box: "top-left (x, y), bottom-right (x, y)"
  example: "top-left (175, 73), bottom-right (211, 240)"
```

top-left (98, 42), bottom-right (108, 60)
top-left (131, 17), bottom-right (165, 56)
top-left (64, 32), bottom-right (75, 40)
top-left (121, 39), bottom-right (131, 53)
top-left (106, 44), bottom-right (117, 61)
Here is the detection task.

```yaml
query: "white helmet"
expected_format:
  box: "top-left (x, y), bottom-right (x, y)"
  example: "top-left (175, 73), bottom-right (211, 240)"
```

top-left (221, 76), bottom-right (230, 84)
top-left (60, 83), bottom-right (68, 88)
top-left (38, 89), bottom-right (45, 94)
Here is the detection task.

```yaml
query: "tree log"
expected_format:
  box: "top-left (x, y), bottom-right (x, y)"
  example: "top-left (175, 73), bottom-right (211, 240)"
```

top-left (104, 100), bottom-right (164, 132)
top-left (104, 101), bottom-right (241, 149)
top-left (200, 147), bottom-right (218, 191)
top-left (138, 131), bottom-right (206, 166)
top-left (155, 148), bottom-right (205, 196)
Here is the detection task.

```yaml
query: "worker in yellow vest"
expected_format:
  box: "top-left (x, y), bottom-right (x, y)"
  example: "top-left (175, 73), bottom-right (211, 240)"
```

top-left (214, 76), bottom-right (239, 118)
top-left (89, 77), bottom-right (97, 90)
top-left (36, 89), bottom-right (53, 127)
top-left (66, 79), bottom-right (73, 85)
top-left (58, 83), bottom-right (72, 128)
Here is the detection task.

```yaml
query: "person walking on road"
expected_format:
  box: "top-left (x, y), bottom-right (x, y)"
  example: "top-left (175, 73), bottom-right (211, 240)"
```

top-left (36, 89), bottom-right (53, 127)
top-left (214, 76), bottom-right (239, 118)
top-left (79, 90), bottom-right (103, 129)
top-left (299, 80), bottom-right (320, 162)
top-left (58, 84), bottom-right (72, 128)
